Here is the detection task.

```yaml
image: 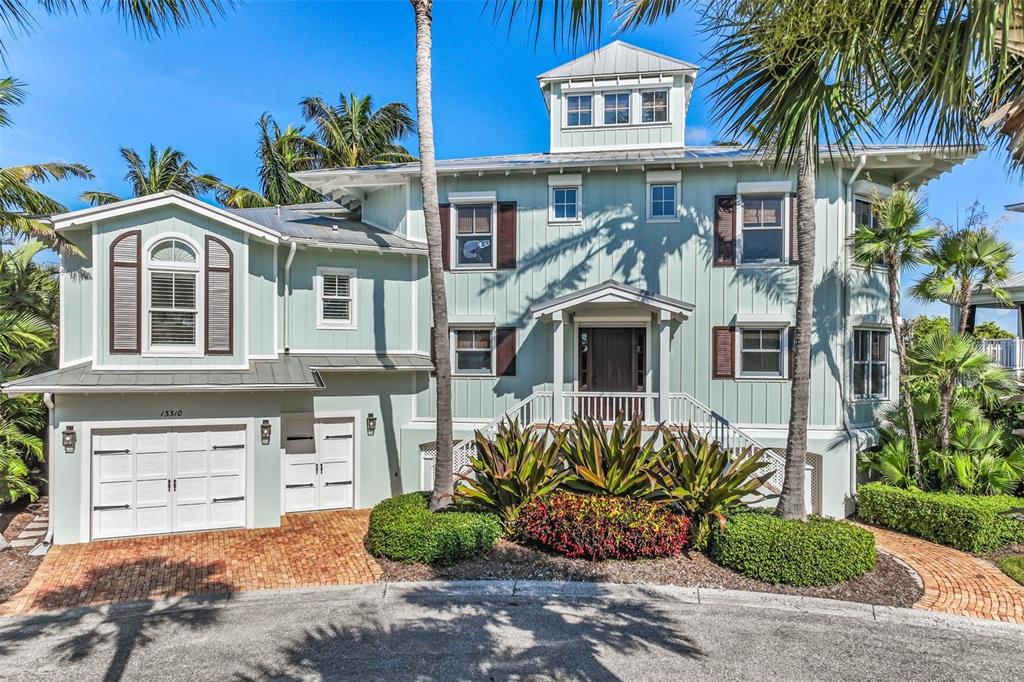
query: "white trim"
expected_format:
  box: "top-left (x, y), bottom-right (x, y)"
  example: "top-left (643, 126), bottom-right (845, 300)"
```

top-left (550, 141), bottom-right (685, 154)
top-left (411, 257), bottom-right (419, 352)
top-left (549, 183), bottom-right (583, 225)
top-left (532, 281), bottom-right (693, 319)
top-left (449, 316), bottom-right (496, 326)
top-left (315, 266), bottom-right (358, 330)
top-left (92, 227), bottom-right (99, 365)
top-left (142, 233), bottom-right (204, 357)
top-left (280, 349), bottom-right (427, 356)
top-left (733, 313), bottom-right (792, 327)
top-left (736, 193), bottom-right (790, 265)
top-left (736, 180), bottom-right (794, 195)
top-left (309, 409), bottom-right (362, 510)
top-left (89, 361), bottom-right (250, 371)
top-left (563, 92), bottom-right (594, 128)
top-left (852, 180), bottom-right (892, 198)
top-left (639, 87), bottom-right (671, 125)
top-left (573, 319), bottom-right (653, 393)
top-left (451, 327), bottom-right (496, 377)
top-left (646, 179), bottom-right (681, 223)
top-left (735, 326), bottom-right (788, 380)
top-left (53, 191), bottom-right (280, 243)
top-left (450, 202), bottom-right (497, 271)
top-left (446, 190), bottom-right (497, 204)
top-left (547, 173), bottom-right (582, 187)
top-left (272, 244), bottom-right (280, 358)
top-left (646, 170), bottom-right (681, 183)
top-left (8, 383), bottom-right (312, 395)
top-left (851, 327), bottom-right (891, 401)
top-left (243, 234), bottom-right (250, 363)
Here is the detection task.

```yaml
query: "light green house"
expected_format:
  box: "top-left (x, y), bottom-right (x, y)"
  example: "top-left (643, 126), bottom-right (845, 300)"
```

top-left (4, 41), bottom-right (972, 545)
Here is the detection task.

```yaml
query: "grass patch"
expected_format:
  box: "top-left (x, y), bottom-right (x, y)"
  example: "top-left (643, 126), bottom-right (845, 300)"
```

top-left (996, 555), bottom-right (1024, 586)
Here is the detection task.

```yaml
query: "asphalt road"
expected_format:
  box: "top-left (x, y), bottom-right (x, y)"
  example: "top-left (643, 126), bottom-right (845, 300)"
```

top-left (0, 582), bottom-right (1021, 681)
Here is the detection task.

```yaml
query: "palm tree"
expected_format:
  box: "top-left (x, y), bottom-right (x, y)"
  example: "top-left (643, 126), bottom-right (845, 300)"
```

top-left (81, 145), bottom-right (222, 206)
top-left (410, 0), bottom-right (455, 511)
top-left (906, 330), bottom-right (1015, 452)
top-left (0, 78), bottom-right (93, 255)
top-left (301, 92), bottom-right (416, 168)
top-left (218, 114), bottom-right (324, 209)
top-left (912, 206), bottom-right (1016, 336)
top-left (852, 189), bottom-right (936, 486)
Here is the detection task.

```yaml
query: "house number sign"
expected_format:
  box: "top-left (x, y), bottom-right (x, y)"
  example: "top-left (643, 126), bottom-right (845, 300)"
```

top-left (160, 410), bottom-right (184, 418)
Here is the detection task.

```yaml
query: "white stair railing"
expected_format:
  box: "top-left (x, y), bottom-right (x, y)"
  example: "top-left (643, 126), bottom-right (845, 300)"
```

top-left (451, 392), bottom-right (553, 474)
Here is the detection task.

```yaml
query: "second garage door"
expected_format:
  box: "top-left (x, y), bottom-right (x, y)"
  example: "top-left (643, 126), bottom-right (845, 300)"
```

top-left (91, 425), bottom-right (247, 540)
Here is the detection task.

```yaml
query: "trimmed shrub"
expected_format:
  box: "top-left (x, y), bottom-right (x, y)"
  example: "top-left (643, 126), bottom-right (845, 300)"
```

top-left (857, 483), bottom-right (1024, 553)
top-left (367, 492), bottom-right (501, 564)
top-left (516, 491), bottom-right (690, 560)
top-left (710, 511), bottom-right (876, 586)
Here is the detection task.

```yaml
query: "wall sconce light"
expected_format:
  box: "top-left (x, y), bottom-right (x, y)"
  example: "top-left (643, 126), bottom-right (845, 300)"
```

top-left (260, 419), bottom-right (272, 446)
top-left (61, 425), bottom-right (77, 453)
top-left (366, 413), bottom-right (377, 436)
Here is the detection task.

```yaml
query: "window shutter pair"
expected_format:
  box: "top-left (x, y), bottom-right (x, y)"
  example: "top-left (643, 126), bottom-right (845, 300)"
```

top-left (711, 326), bottom-right (797, 379)
top-left (438, 202), bottom-right (517, 271)
top-left (109, 232), bottom-right (233, 355)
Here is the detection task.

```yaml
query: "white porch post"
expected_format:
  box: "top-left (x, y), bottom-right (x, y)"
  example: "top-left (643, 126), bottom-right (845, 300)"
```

top-left (658, 310), bottom-right (671, 422)
top-left (552, 311), bottom-right (565, 423)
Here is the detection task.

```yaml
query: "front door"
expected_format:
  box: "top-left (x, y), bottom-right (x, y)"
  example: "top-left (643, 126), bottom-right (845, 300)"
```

top-left (283, 415), bottom-right (356, 513)
top-left (578, 327), bottom-right (647, 419)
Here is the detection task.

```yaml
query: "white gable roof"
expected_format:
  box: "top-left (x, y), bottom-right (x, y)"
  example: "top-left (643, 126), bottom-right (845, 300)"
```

top-left (538, 41), bottom-right (698, 82)
top-left (532, 280), bottom-right (694, 319)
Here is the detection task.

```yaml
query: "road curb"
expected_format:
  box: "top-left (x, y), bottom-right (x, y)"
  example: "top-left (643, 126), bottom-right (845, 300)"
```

top-left (2, 580), bottom-right (1022, 635)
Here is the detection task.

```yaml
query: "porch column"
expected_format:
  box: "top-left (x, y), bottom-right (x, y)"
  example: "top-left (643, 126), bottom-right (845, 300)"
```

top-left (1017, 304), bottom-right (1024, 338)
top-left (552, 311), bottom-right (564, 423)
top-left (659, 311), bottom-right (671, 422)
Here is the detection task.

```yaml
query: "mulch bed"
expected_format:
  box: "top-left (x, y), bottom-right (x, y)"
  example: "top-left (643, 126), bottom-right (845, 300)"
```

top-left (377, 540), bottom-right (923, 608)
top-left (0, 498), bottom-right (47, 604)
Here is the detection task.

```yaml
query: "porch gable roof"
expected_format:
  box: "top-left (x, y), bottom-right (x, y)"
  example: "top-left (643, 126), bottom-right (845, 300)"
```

top-left (531, 280), bottom-right (694, 320)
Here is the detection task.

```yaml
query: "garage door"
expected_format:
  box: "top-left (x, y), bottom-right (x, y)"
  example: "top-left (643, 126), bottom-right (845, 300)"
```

top-left (91, 425), bottom-right (247, 540)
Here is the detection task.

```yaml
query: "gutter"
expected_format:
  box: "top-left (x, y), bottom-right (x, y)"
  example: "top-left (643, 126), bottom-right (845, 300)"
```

top-left (29, 392), bottom-right (55, 556)
top-left (843, 155), bottom-right (869, 500)
top-left (283, 240), bottom-right (297, 353)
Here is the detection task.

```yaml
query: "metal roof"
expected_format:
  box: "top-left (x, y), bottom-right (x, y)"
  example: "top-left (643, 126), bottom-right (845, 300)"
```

top-left (228, 205), bottom-right (426, 253)
top-left (1, 353), bottom-right (433, 394)
top-left (537, 41), bottom-right (698, 81)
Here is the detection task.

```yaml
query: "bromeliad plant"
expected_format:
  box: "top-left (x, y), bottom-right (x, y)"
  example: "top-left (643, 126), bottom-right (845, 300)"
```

top-left (558, 414), bottom-right (661, 499)
top-left (454, 419), bottom-right (568, 533)
top-left (650, 427), bottom-right (776, 549)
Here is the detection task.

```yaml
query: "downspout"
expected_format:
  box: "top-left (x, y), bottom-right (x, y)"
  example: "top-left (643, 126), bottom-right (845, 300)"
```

top-left (29, 392), bottom-right (55, 555)
top-left (282, 240), bottom-right (297, 354)
top-left (843, 155), bottom-right (868, 501)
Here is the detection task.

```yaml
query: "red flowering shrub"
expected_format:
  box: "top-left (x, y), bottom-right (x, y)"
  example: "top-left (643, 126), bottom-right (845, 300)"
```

top-left (516, 492), bottom-right (690, 560)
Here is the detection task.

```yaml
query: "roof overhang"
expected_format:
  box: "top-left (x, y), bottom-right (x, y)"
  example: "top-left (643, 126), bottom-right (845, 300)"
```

top-left (51, 191), bottom-right (280, 244)
top-left (1007, 202), bottom-right (1024, 212)
top-left (531, 280), bottom-right (694, 320)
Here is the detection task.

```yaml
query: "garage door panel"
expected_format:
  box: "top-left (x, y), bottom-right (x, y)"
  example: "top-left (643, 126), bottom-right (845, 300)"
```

top-left (176, 449), bottom-right (208, 476)
top-left (95, 508), bottom-right (134, 538)
top-left (137, 506), bottom-right (171, 534)
top-left (97, 452), bottom-right (132, 480)
top-left (176, 477), bottom-right (208, 502)
top-left (176, 429), bottom-right (208, 452)
top-left (136, 452), bottom-right (169, 479)
top-left (136, 479), bottom-right (170, 506)
top-left (94, 432), bottom-right (132, 452)
top-left (96, 480), bottom-right (132, 506)
top-left (210, 475), bottom-right (241, 498)
top-left (176, 504), bottom-right (208, 530)
top-left (210, 499), bottom-right (244, 527)
top-left (210, 449), bottom-right (242, 475)
top-left (136, 431), bottom-right (170, 453)
top-left (210, 428), bottom-right (245, 448)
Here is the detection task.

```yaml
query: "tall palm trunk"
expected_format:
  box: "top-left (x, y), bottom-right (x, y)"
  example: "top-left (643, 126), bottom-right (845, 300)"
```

top-left (410, 0), bottom-right (453, 510)
top-left (886, 258), bottom-right (921, 485)
top-left (778, 124), bottom-right (814, 521)
top-left (938, 379), bottom-right (955, 452)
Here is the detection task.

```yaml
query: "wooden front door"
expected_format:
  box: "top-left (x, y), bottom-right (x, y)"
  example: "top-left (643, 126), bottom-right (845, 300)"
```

top-left (578, 327), bottom-right (646, 420)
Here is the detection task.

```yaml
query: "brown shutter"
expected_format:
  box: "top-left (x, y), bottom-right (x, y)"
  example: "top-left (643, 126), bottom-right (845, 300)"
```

top-left (496, 201), bottom-right (517, 269)
top-left (495, 326), bottom-right (517, 376)
top-left (109, 230), bottom-right (141, 354)
top-left (439, 204), bottom-right (451, 271)
top-left (205, 236), bottom-right (233, 355)
top-left (712, 326), bottom-right (735, 378)
top-left (788, 326), bottom-right (796, 379)
top-left (788, 194), bottom-right (799, 264)
top-left (714, 196), bottom-right (736, 266)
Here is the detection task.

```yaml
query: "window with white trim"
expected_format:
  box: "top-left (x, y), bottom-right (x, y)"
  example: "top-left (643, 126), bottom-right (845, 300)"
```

top-left (453, 329), bottom-right (494, 375)
top-left (738, 328), bottom-right (785, 378)
top-left (550, 185), bottom-right (581, 223)
top-left (604, 92), bottom-right (630, 125)
top-left (854, 197), bottom-right (875, 230)
top-left (648, 183), bottom-right (677, 221)
top-left (740, 195), bottom-right (786, 263)
top-left (641, 90), bottom-right (668, 123)
top-left (853, 329), bottom-right (889, 399)
top-left (454, 203), bottom-right (494, 269)
top-left (317, 268), bottom-right (356, 328)
top-left (147, 238), bottom-right (199, 350)
top-left (566, 94), bottom-right (592, 127)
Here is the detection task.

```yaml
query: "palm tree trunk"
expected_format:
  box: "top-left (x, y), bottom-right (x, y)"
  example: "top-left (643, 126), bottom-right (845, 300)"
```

top-left (939, 379), bottom-right (955, 452)
top-left (957, 281), bottom-right (972, 336)
top-left (886, 258), bottom-right (921, 485)
top-left (410, 0), bottom-right (453, 511)
top-left (778, 123), bottom-right (814, 521)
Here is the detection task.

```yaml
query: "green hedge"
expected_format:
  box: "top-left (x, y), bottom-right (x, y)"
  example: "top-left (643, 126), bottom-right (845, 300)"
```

top-left (367, 492), bottom-right (501, 564)
top-left (857, 483), bottom-right (1024, 553)
top-left (710, 511), bottom-right (876, 586)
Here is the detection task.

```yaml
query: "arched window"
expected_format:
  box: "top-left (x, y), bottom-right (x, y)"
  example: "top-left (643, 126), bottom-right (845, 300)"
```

top-left (147, 238), bottom-right (200, 350)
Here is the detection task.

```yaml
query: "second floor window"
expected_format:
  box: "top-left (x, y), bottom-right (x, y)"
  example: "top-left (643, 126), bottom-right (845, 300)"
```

top-left (453, 329), bottom-right (493, 375)
top-left (853, 329), bottom-right (888, 399)
top-left (604, 92), bottom-right (630, 125)
top-left (147, 239), bottom-right (199, 350)
top-left (741, 195), bottom-right (785, 264)
top-left (317, 268), bottom-right (356, 328)
top-left (455, 203), bottom-right (494, 268)
top-left (566, 94), bottom-right (592, 127)
top-left (551, 186), bottom-right (580, 223)
top-left (739, 328), bottom-right (784, 378)
top-left (641, 90), bottom-right (668, 123)
top-left (854, 198), bottom-right (875, 230)
top-left (648, 183), bottom-right (677, 221)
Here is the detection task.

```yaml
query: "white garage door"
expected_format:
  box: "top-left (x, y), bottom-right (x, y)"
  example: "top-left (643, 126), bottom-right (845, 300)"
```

top-left (92, 425), bottom-right (247, 540)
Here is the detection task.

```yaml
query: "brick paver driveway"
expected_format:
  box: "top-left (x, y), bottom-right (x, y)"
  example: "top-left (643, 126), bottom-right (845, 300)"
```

top-left (0, 510), bottom-right (381, 616)
top-left (862, 524), bottom-right (1024, 624)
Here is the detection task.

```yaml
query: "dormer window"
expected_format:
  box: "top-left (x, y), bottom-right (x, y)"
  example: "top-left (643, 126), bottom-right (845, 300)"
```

top-left (146, 238), bottom-right (200, 352)
top-left (642, 90), bottom-right (668, 123)
top-left (566, 95), bottom-right (592, 127)
top-left (604, 92), bottom-right (631, 125)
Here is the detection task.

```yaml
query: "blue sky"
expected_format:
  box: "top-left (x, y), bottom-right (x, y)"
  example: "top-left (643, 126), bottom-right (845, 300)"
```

top-left (2, 0), bottom-right (1023, 325)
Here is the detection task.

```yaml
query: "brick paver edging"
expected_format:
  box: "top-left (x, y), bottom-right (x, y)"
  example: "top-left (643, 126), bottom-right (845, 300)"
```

top-left (856, 523), bottom-right (1024, 624)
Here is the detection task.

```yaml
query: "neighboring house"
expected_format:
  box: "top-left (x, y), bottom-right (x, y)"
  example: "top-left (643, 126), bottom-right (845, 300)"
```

top-left (3, 41), bottom-right (972, 545)
top-left (974, 201), bottom-right (1024, 375)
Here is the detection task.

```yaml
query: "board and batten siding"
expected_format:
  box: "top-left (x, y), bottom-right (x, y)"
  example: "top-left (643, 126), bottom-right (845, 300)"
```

top-left (361, 184), bottom-right (409, 234)
top-left (248, 240), bottom-right (277, 357)
top-left (59, 228), bottom-right (94, 365)
top-left (91, 206), bottom-right (247, 368)
top-left (407, 166), bottom-right (889, 431)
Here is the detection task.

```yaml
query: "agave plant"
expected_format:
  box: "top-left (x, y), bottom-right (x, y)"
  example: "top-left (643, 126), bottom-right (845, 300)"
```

top-left (454, 419), bottom-right (567, 532)
top-left (558, 414), bottom-right (662, 499)
top-left (651, 427), bottom-right (775, 549)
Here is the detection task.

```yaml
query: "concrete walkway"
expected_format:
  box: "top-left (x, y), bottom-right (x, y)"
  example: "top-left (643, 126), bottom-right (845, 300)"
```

top-left (0, 582), bottom-right (1020, 681)
top-left (862, 523), bottom-right (1024, 624)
